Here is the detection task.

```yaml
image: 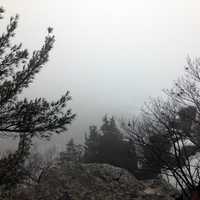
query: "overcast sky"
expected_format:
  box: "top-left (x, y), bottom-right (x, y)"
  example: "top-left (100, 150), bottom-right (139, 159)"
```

top-left (2, 0), bottom-right (200, 148)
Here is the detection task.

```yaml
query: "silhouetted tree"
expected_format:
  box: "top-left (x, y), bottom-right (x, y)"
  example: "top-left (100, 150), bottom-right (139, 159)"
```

top-left (0, 8), bottom-right (75, 195)
top-left (84, 125), bottom-right (101, 163)
top-left (84, 116), bottom-right (137, 173)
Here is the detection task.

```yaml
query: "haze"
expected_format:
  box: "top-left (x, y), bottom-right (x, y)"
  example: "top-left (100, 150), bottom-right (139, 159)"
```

top-left (2, 0), bottom-right (200, 149)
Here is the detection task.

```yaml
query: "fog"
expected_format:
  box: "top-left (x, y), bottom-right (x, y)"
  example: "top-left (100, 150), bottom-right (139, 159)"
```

top-left (2, 0), bottom-right (200, 148)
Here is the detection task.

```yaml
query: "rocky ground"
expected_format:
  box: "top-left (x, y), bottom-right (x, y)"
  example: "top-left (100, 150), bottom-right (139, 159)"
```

top-left (30, 161), bottom-right (178, 200)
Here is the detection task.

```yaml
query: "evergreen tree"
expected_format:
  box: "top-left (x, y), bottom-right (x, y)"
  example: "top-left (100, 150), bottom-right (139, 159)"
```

top-left (84, 125), bottom-right (100, 162)
top-left (84, 116), bottom-right (137, 173)
top-left (60, 139), bottom-right (83, 162)
top-left (0, 8), bottom-right (75, 192)
top-left (101, 115), bottom-right (122, 139)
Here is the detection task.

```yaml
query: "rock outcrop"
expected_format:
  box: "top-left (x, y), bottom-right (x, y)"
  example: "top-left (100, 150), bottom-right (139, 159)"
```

top-left (34, 162), bottom-right (177, 200)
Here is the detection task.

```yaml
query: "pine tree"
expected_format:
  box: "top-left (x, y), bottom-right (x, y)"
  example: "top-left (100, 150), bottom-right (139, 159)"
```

top-left (84, 116), bottom-right (137, 173)
top-left (84, 125), bottom-right (100, 162)
top-left (0, 8), bottom-right (75, 192)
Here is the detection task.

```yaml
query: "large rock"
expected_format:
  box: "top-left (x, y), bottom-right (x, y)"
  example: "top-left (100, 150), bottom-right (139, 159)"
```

top-left (35, 162), bottom-right (177, 200)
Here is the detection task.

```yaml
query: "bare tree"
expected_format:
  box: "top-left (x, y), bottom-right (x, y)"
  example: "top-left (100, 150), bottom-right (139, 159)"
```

top-left (123, 57), bottom-right (200, 199)
top-left (24, 145), bottom-right (57, 185)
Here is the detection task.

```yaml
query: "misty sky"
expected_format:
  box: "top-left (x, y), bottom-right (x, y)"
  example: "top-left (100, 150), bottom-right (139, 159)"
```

top-left (2, 0), bottom-right (200, 149)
